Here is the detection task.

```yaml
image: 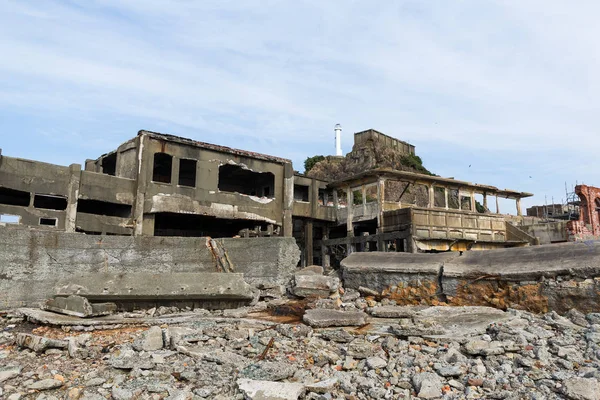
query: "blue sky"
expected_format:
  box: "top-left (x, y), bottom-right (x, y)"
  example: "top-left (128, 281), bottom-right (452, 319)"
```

top-left (1, 0), bottom-right (599, 211)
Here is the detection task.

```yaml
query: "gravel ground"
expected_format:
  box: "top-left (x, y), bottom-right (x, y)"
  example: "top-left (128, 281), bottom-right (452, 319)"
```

top-left (1, 295), bottom-right (600, 400)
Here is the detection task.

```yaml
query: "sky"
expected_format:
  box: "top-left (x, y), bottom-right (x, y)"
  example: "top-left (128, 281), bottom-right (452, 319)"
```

top-left (1, 0), bottom-right (599, 211)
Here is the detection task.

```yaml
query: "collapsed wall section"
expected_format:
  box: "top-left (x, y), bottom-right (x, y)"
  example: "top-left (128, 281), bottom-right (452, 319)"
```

top-left (341, 241), bottom-right (600, 314)
top-left (0, 226), bottom-right (300, 310)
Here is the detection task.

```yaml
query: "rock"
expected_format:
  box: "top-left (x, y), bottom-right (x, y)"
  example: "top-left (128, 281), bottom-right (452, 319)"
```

top-left (295, 265), bottom-right (324, 276)
top-left (464, 340), bottom-right (505, 356)
top-left (319, 329), bottom-right (353, 343)
top-left (240, 361), bottom-right (297, 381)
top-left (303, 309), bottom-right (367, 328)
top-left (133, 326), bottom-right (164, 351)
top-left (112, 387), bottom-right (135, 400)
top-left (237, 379), bottom-right (305, 400)
top-left (276, 324), bottom-right (312, 339)
top-left (345, 339), bottom-right (375, 359)
top-left (0, 366), bottom-right (21, 383)
top-left (435, 365), bottom-right (465, 378)
top-left (293, 275), bottom-right (339, 298)
top-left (412, 373), bottom-right (443, 399)
top-left (566, 309), bottom-right (589, 327)
top-left (110, 348), bottom-right (155, 370)
top-left (468, 377), bottom-right (484, 387)
top-left (16, 333), bottom-right (68, 353)
top-left (28, 379), bottom-right (64, 391)
top-left (305, 378), bottom-right (338, 394)
top-left (562, 378), bottom-right (600, 400)
top-left (365, 357), bottom-right (387, 370)
top-left (368, 305), bottom-right (426, 318)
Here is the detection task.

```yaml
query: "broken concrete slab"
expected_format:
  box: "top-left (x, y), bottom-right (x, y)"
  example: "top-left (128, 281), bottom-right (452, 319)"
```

top-left (368, 305), bottom-right (427, 318)
top-left (16, 333), bottom-right (68, 353)
top-left (0, 366), bottom-right (21, 383)
top-left (237, 379), bottom-right (305, 400)
top-left (303, 309), bottom-right (368, 328)
top-left (42, 295), bottom-right (117, 318)
top-left (295, 265), bottom-right (324, 276)
top-left (133, 326), bottom-right (164, 352)
top-left (293, 275), bottom-right (339, 298)
top-left (54, 272), bottom-right (257, 304)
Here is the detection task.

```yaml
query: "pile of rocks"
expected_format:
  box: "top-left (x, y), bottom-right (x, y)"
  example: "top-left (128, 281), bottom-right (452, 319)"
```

top-left (2, 297), bottom-right (600, 399)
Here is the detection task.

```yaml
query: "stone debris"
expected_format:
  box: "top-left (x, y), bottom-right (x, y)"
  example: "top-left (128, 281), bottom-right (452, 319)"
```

top-left (42, 295), bottom-right (117, 318)
top-left (1, 294), bottom-right (600, 399)
top-left (303, 309), bottom-right (368, 328)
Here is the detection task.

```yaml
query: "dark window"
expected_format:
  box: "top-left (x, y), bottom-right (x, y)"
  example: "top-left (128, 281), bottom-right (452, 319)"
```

top-left (39, 218), bottom-right (57, 226)
top-left (77, 199), bottom-right (132, 218)
top-left (34, 194), bottom-right (68, 211)
top-left (102, 153), bottom-right (117, 176)
top-left (153, 153), bottom-right (173, 184)
top-left (0, 187), bottom-right (30, 207)
top-left (294, 185), bottom-right (310, 202)
top-left (178, 159), bottom-right (197, 187)
top-left (218, 164), bottom-right (275, 198)
top-left (154, 212), bottom-right (269, 237)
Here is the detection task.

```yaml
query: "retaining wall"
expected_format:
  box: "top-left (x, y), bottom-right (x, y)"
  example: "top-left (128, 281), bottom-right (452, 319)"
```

top-left (0, 226), bottom-right (300, 309)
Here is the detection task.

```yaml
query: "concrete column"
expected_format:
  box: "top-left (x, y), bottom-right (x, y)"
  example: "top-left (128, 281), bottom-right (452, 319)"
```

top-left (377, 178), bottom-right (385, 250)
top-left (496, 196), bottom-right (500, 214)
top-left (322, 225), bottom-right (330, 269)
top-left (444, 188), bottom-right (449, 209)
top-left (516, 198), bottom-right (522, 217)
top-left (305, 220), bottom-right (314, 266)
top-left (483, 193), bottom-right (488, 210)
top-left (346, 187), bottom-right (354, 256)
top-left (65, 163), bottom-right (81, 233)
top-left (470, 191), bottom-right (476, 212)
top-left (428, 185), bottom-right (435, 208)
top-left (311, 179), bottom-right (319, 217)
top-left (142, 214), bottom-right (155, 236)
top-left (133, 135), bottom-right (148, 236)
top-left (171, 157), bottom-right (180, 186)
top-left (458, 192), bottom-right (462, 211)
top-left (282, 163), bottom-right (294, 237)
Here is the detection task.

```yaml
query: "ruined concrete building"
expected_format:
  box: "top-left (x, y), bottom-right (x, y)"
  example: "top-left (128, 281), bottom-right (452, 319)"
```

top-left (0, 129), bottom-right (536, 268)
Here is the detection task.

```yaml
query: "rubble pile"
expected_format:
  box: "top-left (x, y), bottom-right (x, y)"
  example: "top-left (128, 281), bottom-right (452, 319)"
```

top-left (2, 291), bottom-right (600, 400)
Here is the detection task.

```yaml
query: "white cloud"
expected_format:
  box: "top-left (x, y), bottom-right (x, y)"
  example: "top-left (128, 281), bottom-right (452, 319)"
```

top-left (1, 0), bottom-right (599, 207)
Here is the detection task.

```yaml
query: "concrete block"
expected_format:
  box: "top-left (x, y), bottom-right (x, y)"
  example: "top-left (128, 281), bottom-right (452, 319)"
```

top-left (42, 295), bottom-right (117, 318)
top-left (54, 272), bottom-right (257, 302)
top-left (293, 275), bottom-right (339, 298)
top-left (237, 379), bottom-right (305, 400)
top-left (303, 309), bottom-right (368, 328)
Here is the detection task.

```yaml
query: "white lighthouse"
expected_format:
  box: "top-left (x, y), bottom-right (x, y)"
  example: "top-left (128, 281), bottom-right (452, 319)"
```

top-left (334, 124), bottom-right (342, 156)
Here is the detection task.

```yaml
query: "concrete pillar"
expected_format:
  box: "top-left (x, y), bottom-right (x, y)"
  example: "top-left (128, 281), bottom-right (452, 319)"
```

top-left (322, 225), bottom-right (330, 269)
top-left (305, 220), bottom-right (314, 266)
top-left (142, 214), bottom-right (155, 236)
top-left (458, 192), bottom-right (462, 211)
top-left (483, 193), bottom-right (488, 210)
top-left (65, 163), bottom-right (82, 233)
top-left (346, 187), bottom-right (354, 256)
top-left (470, 191), bottom-right (476, 212)
top-left (516, 198), bottom-right (522, 217)
top-left (428, 185), bottom-right (435, 208)
top-left (444, 188), bottom-right (449, 209)
top-left (133, 135), bottom-right (148, 236)
top-left (377, 178), bottom-right (385, 250)
top-left (171, 157), bottom-right (180, 186)
top-left (496, 196), bottom-right (500, 214)
top-left (311, 179), bottom-right (319, 217)
top-left (282, 163), bottom-right (294, 237)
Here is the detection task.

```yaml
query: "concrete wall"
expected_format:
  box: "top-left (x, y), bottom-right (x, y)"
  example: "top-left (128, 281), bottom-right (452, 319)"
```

top-left (520, 222), bottom-right (568, 244)
top-left (341, 241), bottom-right (600, 314)
top-left (0, 226), bottom-right (300, 310)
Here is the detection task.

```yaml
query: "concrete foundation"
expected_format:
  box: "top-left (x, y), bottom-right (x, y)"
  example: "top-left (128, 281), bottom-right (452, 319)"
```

top-left (0, 226), bottom-right (300, 310)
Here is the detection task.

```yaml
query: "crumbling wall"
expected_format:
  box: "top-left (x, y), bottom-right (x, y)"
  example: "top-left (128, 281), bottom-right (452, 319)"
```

top-left (341, 242), bottom-right (600, 314)
top-left (0, 226), bottom-right (300, 310)
top-left (567, 184), bottom-right (600, 241)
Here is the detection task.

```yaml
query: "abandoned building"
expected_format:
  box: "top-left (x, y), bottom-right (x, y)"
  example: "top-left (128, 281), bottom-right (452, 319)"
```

top-left (0, 128), bottom-right (538, 268)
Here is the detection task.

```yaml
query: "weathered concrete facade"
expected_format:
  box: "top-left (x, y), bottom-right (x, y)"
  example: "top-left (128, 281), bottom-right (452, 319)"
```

top-left (0, 128), bottom-right (536, 269)
top-left (0, 226), bottom-right (300, 310)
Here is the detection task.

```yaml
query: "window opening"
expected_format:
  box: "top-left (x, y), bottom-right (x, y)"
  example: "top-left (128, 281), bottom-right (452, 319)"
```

top-left (218, 164), bottom-right (275, 198)
top-left (40, 218), bottom-right (57, 227)
top-left (178, 159), bottom-right (197, 187)
top-left (0, 187), bottom-right (30, 207)
top-left (34, 194), bottom-right (68, 211)
top-left (102, 153), bottom-right (117, 176)
top-left (153, 153), bottom-right (173, 184)
top-left (461, 194), bottom-right (472, 211)
top-left (365, 185), bottom-right (378, 204)
top-left (0, 214), bottom-right (20, 224)
top-left (434, 187), bottom-right (446, 208)
top-left (294, 185), bottom-right (310, 202)
top-left (77, 199), bottom-right (132, 218)
top-left (352, 189), bottom-right (363, 205)
top-left (448, 189), bottom-right (460, 209)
